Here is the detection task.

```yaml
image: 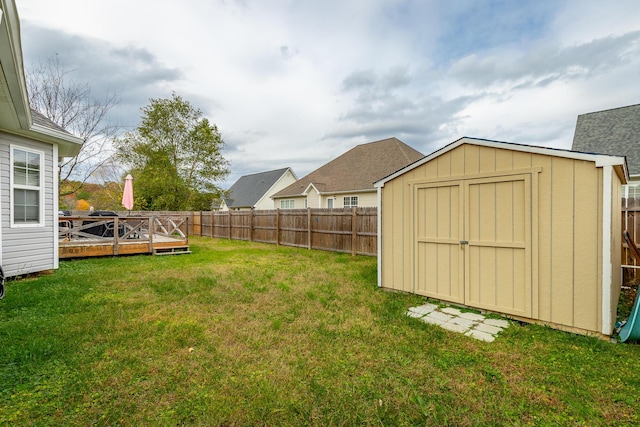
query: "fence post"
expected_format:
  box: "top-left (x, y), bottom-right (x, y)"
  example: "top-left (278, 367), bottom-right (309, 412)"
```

top-left (307, 208), bottom-right (312, 250)
top-left (351, 207), bottom-right (357, 256)
top-left (276, 208), bottom-right (280, 246)
top-left (249, 208), bottom-right (254, 242)
top-left (227, 211), bottom-right (231, 240)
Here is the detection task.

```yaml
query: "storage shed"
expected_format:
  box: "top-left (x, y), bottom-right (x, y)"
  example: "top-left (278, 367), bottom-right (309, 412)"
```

top-left (375, 137), bottom-right (628, 338)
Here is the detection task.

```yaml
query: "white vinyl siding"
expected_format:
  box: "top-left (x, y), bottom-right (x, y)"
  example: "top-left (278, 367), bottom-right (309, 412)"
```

top-left (1, 134), bottom-right (56, 277)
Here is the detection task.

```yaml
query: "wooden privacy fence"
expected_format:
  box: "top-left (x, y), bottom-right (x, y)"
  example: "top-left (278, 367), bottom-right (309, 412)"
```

top-left (189, 208), bottom-right (377, 256)
top-left (623, 205), bottom-right (640, 271)
top-left (108, 208), bottom-right (377, 255)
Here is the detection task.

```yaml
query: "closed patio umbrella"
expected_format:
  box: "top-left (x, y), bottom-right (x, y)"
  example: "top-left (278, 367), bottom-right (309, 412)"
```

top-left (122, 174), bottom-right (134, 211)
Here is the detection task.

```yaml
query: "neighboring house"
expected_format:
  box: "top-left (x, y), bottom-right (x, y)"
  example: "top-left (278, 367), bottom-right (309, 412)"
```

top-left (220, 167), bottom-right (298, 211)
top-left (0, 0), bottom-right (83, 277)
top-left (571, 104), bottom-right (640, 199)
top-left (272, 137), bottom-right (423, 209)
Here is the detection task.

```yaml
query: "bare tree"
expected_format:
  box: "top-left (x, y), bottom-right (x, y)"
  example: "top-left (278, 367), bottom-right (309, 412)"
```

top-left (26, 54), bottom-right (121, 196)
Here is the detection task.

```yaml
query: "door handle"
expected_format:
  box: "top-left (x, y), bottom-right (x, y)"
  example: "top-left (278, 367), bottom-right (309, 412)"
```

top-left (460, 240), bottom-right (469, 245)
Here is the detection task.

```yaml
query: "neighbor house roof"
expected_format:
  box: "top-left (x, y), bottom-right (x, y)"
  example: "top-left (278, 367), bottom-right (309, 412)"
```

top-left (224, 167), bottom-right (295, 208)
top-left (571, 104), bottom-right (640, 177)
top-left (272, 137), bottom-right (424, 198)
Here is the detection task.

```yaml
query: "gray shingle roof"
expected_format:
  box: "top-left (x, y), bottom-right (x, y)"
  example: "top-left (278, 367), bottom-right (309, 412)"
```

top-left (272, 137), bottom-right (424, 198)
top-left (30, 109), bottom-right (75, 135)
top-left (571, 104), bottom-right (640, 176)
top-left (224, 167), bottom-right (292, 208)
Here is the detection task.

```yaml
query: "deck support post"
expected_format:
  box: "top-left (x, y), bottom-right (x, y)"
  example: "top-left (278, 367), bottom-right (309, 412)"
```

top-left (113, 217), bottom-right (119, 255)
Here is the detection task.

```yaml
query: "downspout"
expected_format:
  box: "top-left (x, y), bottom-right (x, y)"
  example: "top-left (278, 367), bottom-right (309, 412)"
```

top-left (53, 144), bottom-right (59, 269)
top-left (601, 165), bottom-right (613, 335)
top-left (376, 185), bottom-right (382, 287)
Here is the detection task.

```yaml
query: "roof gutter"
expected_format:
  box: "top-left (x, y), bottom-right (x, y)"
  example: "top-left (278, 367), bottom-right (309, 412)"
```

top-left (0, 0), bottom-right (31, 129)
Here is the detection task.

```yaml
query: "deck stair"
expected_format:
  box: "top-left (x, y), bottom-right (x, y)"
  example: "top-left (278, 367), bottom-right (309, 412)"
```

top-left (153, 246), bottom-right (192, 256)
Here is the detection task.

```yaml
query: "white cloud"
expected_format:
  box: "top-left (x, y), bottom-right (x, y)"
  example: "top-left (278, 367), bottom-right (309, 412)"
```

top-left (16, 0), bottom-right (640, 186)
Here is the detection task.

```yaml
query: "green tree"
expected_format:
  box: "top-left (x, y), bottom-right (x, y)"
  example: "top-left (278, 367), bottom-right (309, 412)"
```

top-left (116, 93), bottom-right (229, 210)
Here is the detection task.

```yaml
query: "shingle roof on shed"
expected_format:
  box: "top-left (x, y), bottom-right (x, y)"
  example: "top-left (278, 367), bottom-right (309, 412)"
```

top-left (272, 137), bottom-right (423, 198)
top-left (224, 167), bottom-right (293, 208)
top-left (571, 104), bottom-right (640, 176)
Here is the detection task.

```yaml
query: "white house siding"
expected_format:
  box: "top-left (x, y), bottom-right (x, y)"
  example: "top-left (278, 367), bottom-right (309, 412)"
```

top-left (255, 169), bottom-right (298, 210)
top-left (274, 195), bottom-right (307, 210)
top-left (305, 188), bottom-right (320, 208)
top-left (0, 131), bottom-right (56, 277)
top-left (324, 191), bottom-right (378, 208)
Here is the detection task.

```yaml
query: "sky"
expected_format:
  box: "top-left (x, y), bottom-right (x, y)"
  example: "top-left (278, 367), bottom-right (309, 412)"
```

top-left (16, 0), bottom-right (640, 187)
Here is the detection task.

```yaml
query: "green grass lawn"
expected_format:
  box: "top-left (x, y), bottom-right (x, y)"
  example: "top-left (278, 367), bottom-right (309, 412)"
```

top-left (1, 237), bottom-right (640, 426)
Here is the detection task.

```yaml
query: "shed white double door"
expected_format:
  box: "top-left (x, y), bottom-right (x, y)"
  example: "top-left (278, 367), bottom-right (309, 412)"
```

top-left (414, 174), bottom-right (532, 317)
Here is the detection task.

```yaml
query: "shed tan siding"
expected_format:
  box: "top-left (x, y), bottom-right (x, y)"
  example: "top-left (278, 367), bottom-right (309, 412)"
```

top-left (380, 143), bottom-right (618, 335)
top-left (608, 166), bottom-right (623, 329)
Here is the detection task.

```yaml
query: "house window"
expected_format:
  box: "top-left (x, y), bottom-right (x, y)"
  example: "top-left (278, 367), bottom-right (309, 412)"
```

top-left (11, 146), bottom-right (44, 226)
top-left (343, 196), bottom-right (358, 208)
top-left (625, 184), bottom-right (640, 200)
top-left (280, 199), bottom-right (295, 209)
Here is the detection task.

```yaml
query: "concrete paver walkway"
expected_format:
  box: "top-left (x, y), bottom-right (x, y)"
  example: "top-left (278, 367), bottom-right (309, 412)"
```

top-left (407, 302), bottom-right (509, 342)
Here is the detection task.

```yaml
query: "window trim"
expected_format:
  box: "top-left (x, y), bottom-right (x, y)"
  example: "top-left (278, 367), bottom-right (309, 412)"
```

top-left (280, 199), bottom-right (295, 209)
top-left (11, 145), bottom-right (45, 228)
top-left (343, 195), bottom-right (358, 208)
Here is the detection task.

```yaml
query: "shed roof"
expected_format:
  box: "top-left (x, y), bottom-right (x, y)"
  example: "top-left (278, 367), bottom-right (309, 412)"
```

top-left (375, 137), bottom-right (629, 187)
top-left (272, 137), bottom-right (423, 198)
top-left (571, 104), bottom-right (640, 177)
top-left (224, 167), bottom-right (294, 208)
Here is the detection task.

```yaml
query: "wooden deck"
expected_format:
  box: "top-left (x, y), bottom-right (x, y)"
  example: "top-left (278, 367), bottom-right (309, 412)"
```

top-left (59, 215), bottom-right (190, 259)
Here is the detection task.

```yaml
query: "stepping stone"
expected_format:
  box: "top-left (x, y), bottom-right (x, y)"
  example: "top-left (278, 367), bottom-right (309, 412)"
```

top-left (450, 317), bottom-right (478, 329)
top-left (406, 311), bottom-right (424, 319)
top-left (408, 303), bottom-right (438, 316)
top-left (459, 312), bottom-right (486, 322)
top-left (440, 321), bottom-right (469, 333)
top-left (426, 311), bottom-right (453, 323)
top-left (484, 318), bottom-right (510, 328)
top-left (466, 329), bottom-right (495, 342)
top-left (422, 316), bottom-right (446, 326)
top-left (441, 307), bottom-right (462, 316)
top-left (474, 323), bottom-right (504, 335)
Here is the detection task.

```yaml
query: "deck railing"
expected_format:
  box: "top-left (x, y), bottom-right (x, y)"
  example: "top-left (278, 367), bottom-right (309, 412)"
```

top-left (59, 214), bottom-right (189, 253)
